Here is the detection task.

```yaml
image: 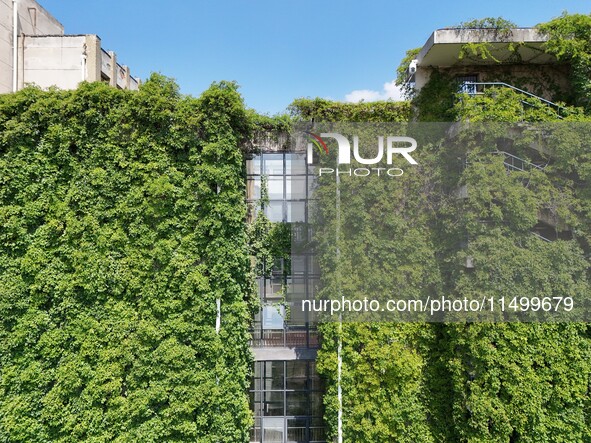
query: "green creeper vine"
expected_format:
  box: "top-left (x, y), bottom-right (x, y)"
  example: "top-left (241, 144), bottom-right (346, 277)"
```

top-left (538, 13), bottom-right (591, 110)
top-left (0, 76), bottom-right (256, 442)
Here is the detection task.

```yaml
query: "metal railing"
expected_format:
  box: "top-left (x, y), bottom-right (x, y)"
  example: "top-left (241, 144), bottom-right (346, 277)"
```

top-left (531, 231), bottom-right (552, 242)
top-left (250, 328), bottom-right (319, 348)
top-left (494, 150), bottom-right (546, 172)
top-left (462, 81), bottom-right (566, 119)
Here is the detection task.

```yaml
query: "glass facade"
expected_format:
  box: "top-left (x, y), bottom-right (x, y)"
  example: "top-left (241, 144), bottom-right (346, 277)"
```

top-left (247, 152), bottom-right (320, 349)
top-left (250, 361), bottom-right (326, 443)
top-left (247, 151), bottom-right (326, 443)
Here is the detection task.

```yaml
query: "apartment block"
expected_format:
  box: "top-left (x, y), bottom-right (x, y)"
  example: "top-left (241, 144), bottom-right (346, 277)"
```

top-left (0, 0), bottom-right (139, 94)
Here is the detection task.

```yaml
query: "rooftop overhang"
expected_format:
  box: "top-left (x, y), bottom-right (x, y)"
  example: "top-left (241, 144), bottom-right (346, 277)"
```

top-left (416, 28), bottom-right (558, 67)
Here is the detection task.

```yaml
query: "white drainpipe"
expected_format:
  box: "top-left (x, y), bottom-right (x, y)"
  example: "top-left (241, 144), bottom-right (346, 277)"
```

top-left (12, 0), bottom-right (18, 92)
top-left (215, 298), bottom-right (221, 334)
top-left (336, 173), bottom-right (343, 443)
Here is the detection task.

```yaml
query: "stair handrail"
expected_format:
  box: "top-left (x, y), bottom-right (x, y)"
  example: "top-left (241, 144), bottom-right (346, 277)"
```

top-left (463, 81), bottom-right (566, 117)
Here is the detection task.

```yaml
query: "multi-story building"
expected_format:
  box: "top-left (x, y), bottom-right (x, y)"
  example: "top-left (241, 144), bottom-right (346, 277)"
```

top-left (1, 5), bottom-right (578, 439)
top-left (0, 0), bottom-right (139, 94)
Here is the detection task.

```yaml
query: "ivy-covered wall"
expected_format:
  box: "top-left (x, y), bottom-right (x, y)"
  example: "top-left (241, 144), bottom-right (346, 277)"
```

top-left (302, 99), bottom-right (591, 443)
top-left (295, 13), bottom-right (591, 440)
top-left (0, 76), bottom-right (257, 442)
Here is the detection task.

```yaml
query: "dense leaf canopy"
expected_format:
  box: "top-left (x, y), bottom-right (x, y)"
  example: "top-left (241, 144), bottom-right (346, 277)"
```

top-left (0, 76), bottom-right (257, 442)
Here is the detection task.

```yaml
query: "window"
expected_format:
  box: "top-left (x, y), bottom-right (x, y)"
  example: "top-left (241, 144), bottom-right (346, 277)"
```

top-left (247, 151), bottom-right (325, 441)
top-left (457, 75), bottom-right (479, 94)
top-left (247, 151), bottom-right (319, 349)
top-left (250, 361), bottom-right (326, 443)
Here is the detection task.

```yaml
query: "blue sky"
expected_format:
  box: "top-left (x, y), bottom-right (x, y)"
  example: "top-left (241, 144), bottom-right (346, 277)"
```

top-left (41, 0), bottom-right (590, 115)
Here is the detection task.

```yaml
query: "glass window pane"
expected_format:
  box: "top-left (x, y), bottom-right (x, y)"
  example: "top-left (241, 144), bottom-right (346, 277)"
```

top-left (268, 176), bottom-right (284, 199)
top-left (310, 425), bottom-right (325, 441)
top-left (287, 201), bottom-right (306, 222)
top-left (247, 155), bottom-right (261, 175)
top-left (262, 305), bottom-right (284, 330)
top-left (287, 417), bottom-right (308, 442)
top-left (263, 391), bottom-right (284, 416)
top-left (308, 177), bottom-right (318, 196)
top-left (286, 153), bottom-right (307, 174)
top-left (265, 201), bottom-right (283, 222)
top-left (286, 361), bottom-right (308, 390)
top-left (250, 426), bottom-right (261, 443)
top-left (286, 391), bottom-right (308, 416)
top-left (253, 372), bottom-right (262, 391)
top-left (263, 361), bottom-right (284, 390)
top-left (263, 154), bottom-right (284, 175)
top-left (263, 417), bottom-right (284, 442)
top-left (288, 278), bottom-right (306, 298)
top-left (264, 277), bottom-right (284, 302)
top-left (310, 391), bottom-right (324, 416)
top-left (247, 177), bottom-right (261, 200)
top-left (286, 176), bottom-right (306, 199)
top-left (291, 255), bottom-right (306, 276)
top-left (311, 256), bottom-right (320, 275)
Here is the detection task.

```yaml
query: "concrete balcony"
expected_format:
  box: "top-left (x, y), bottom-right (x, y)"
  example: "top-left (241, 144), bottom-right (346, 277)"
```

top-left (100, 48), bottom-right (140, 90)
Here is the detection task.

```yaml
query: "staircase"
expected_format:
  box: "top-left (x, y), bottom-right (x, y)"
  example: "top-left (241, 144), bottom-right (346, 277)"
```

top-left (462, 81), bottom-right (566, 119)
top-left (494, 150), bottom-right (546, 172)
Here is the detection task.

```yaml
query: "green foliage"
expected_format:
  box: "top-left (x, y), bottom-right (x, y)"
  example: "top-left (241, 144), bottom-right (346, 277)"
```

top-left (317, 323), bottom-right (436, 443)
top-left (247, 177), bottom-right (291, 279)
top-left (454, 87), bottom-right (583, 122)
top-left (0, 76), bottom-right (256, 442)
top-left (452, 17), bottom-right (519, 63)
top-left (303, 94), bottom-right (591, 442)
top-left (308, 119), bottom-right (443, 441)
top-left (454, 17), bottom-right (517, 31)
top-left (538, 13), bottom-right (591, 110)
top-left (413, 71), bottom-right (460, 121)
top-left (289, 98), bottom-right (411, 122)
top-left (442, 322), bottom-right (590, 443)
top-left (247, 111), bottom-right (292, 134)
top-left (312, 12), bottom-right (591, 442)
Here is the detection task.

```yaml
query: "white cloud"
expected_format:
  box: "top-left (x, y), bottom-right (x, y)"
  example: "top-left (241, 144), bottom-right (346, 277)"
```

top-left (345, 80), bottom-right (404, 103)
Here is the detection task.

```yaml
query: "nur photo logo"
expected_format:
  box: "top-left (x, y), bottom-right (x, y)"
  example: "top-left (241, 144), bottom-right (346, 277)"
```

top-left (304, 131), bottom-right (419, 177)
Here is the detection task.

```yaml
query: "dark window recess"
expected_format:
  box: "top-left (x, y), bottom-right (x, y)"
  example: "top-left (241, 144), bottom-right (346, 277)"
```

top-left (457, 75), bottom-right (478, 94)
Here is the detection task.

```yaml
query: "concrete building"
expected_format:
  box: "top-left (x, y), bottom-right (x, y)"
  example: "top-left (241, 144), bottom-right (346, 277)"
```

top-left (411, 27), bottom-right (570, 101)
top-left (0, 0), bottom-right (139, 94)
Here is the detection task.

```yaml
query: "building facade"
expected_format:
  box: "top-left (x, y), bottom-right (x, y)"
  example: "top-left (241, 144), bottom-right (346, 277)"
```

top-left (246, 145), bottom-right (327, 443)
top-left (411, 27), bottom-right (570, 102)
top-left (0, 0), bottom-right (139, 94)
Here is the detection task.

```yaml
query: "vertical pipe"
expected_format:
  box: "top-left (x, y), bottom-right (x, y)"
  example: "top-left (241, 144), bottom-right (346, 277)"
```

top-left (216, 183), bottom-right (221, 336)
top-left (12, 0), bottom-right (18, 92)
top-left (337, 327), bottom-right (343, 443)
top-left (215, 185), bottom-right (220, 443)
top-left (336, 173), bottom-right (343, 443)
top-left (215, 298), bottom-right (221, 334)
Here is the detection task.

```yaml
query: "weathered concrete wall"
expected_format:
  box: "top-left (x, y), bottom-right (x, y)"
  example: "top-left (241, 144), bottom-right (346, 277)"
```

top-left (416, 63), bottom-right (571, 102)
top-left (85, 34), bottom-right (101, 82)
top-left (0, 0), bottom-right (63, 93)
top-left (22, 35), bottom-right (85, 90)
top-left (100, 48), bottom-right (139, 91)
top-left (0, 0), bottom-right (12, 92)
top-left (1, 0), bottom-right (139, 93)
top-left (440, 63), bottom-right (571, 102)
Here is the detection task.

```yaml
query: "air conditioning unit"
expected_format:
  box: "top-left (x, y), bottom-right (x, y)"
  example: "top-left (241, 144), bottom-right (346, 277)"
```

top-left (408, 59), bottom-right (418, 75)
